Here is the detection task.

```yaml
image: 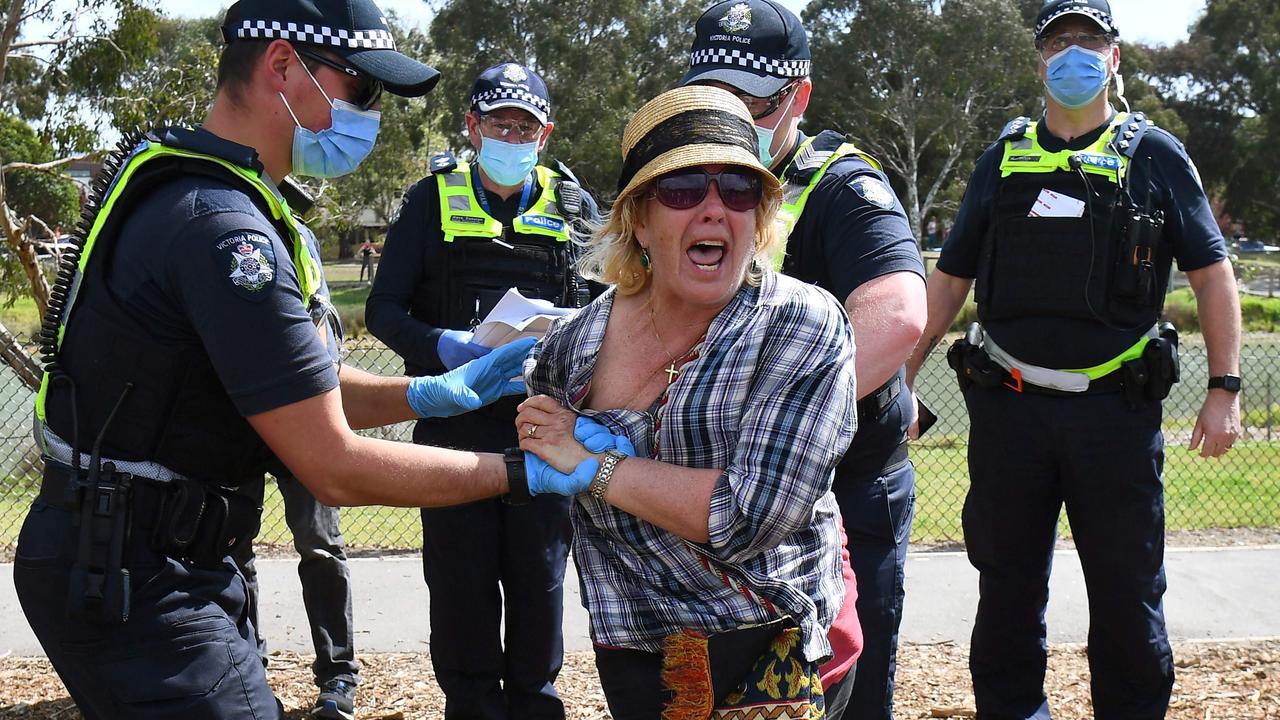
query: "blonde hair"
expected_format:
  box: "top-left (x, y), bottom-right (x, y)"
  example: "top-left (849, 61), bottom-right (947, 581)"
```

top-left (578, 179), bottom-right (785, 296)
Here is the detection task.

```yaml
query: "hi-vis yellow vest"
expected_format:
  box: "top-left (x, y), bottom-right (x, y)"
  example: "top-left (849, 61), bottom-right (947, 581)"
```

top-left (999, 112), bottom-right (1134, 183)
top-left (436, 164), bottom-right (570, 243)
top-left (774, 136), bottom-right (881, 269)
top-left (35, 139), bottom-right (322, 422)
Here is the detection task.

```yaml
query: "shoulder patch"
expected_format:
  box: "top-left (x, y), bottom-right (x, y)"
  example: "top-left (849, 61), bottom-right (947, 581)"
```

top-left (848, 176), bottom-right (897, 210)
top-left (997, 116), bottom-right (1030, 143)
top-left (214, 230), bottom-right (277, 301)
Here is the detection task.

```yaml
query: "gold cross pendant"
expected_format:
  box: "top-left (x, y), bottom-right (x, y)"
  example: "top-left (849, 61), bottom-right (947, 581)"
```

top-left (664, 362), bottom-right (680, 384)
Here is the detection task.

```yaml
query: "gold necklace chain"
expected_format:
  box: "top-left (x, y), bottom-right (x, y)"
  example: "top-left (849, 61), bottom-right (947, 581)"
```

top-left (648, 300), bottom-right (705, 386)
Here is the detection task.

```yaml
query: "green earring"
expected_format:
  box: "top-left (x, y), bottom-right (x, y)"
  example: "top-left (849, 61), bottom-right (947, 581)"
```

top-left (640, 248), bottom-right (650, 270)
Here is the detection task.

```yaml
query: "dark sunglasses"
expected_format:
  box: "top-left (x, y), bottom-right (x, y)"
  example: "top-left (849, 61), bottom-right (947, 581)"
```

top-left (652, 168), bottom-right (764, 213)
top-left (295, 46), bottom-right (383, 111)
top-left (733, 81), bottom-right (799, 120)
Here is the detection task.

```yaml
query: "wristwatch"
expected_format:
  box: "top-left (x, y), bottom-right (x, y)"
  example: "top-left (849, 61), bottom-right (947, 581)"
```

top-left (587, 450), bottom-right (627, 501)
top-left (502, 447), bottom-right (531, 505)
top-left (1207, 374), bottom-right (1242, 393)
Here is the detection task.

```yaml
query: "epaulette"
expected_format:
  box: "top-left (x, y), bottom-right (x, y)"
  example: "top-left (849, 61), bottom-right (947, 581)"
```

top-left (279, 176), bottom-right (315, 214)
top-left (996, 116), bottom-right (1031, 143)
top-left (1109, 111), bottom-right (1154, 160)
top-left (787, 130), bottom-right (848, 182)
top-left (428, 151), bottom-right (458, 175)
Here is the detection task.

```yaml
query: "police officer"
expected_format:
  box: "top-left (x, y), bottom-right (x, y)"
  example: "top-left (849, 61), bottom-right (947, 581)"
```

top-left (231, 179), bottom-right (363, 720)
top-left (366, 63), bottom-right (596, 719)
top-left (681, 2), bottom-right (928, 717)
top-left (12, 1), bottom-right (544, 717)
top-left (905, 1), bottom-right (1242, 717)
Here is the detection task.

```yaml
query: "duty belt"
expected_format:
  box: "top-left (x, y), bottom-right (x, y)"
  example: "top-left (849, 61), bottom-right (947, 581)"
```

top-left (857, 375), bottom-right (902, 419)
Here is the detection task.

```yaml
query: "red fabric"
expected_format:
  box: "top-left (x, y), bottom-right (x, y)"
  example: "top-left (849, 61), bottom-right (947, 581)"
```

top-left (819, 523), bottom-right (863, 687)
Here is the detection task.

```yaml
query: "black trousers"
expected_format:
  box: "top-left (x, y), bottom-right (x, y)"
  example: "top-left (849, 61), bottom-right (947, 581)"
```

top-left (963, 387), bottom-right (1173, 720)
top-left (415, 416), bottom-right (573, 720)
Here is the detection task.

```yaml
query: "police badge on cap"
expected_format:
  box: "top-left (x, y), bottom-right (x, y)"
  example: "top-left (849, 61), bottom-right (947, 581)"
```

top-left (470, 62), bottom-right (552, 125)
top-left (681, 0), bottom-right (811, 97)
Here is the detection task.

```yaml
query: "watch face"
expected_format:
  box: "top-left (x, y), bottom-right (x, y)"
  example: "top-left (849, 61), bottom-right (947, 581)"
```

top-left (1211, 375), bottom-right (1242, 392)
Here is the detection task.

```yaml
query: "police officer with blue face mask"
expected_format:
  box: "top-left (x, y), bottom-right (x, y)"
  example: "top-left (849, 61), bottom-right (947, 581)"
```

top-left (366, 62), bottom-right (598, 719)
top-left (12, 1), bottom-right (555, 717)
top-left (906, 0), bottom-right (1243, 717)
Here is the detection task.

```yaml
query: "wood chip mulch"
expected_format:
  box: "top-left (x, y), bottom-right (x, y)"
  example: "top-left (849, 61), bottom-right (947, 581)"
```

top-left (2, 639), bottom-right (1277, 719)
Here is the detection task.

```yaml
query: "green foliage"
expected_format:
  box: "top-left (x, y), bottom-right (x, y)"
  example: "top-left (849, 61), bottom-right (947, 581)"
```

top-left (804, 0), bottom-right (1042, 239)
top-left (0, 113), bottom-right (79, 229)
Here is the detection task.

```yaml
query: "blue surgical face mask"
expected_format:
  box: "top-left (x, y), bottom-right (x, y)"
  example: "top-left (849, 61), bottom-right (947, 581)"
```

top-left (478, 136), bottom-right (540, 187)
top-left (280, 54), bottom-right (381, 178)
top-left (754, 83), bottom-right (799, 168)
top-left (1044, 46), bottom-right (1111, 110)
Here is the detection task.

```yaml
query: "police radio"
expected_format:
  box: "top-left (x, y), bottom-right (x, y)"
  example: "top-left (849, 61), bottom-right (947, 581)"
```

top-left (557, 181), bottom-right (583, 218)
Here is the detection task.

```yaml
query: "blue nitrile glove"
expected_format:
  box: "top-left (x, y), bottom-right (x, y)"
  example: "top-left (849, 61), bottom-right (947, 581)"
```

top-left (437, 329), bottom-right (492, 371)
top-left (526, 417), bottom-right (636, 495)
top-left (407, 336), bottom-right (536, 418)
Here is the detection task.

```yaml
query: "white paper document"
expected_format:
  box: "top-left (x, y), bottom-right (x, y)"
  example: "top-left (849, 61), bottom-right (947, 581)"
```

top-left (472, 287), bottom-right (575, 348)
top-left (1028, 188), bottom-right (1086, 218)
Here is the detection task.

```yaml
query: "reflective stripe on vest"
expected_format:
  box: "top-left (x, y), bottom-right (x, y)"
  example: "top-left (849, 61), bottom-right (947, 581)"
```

top-left (35, 139), bottom-right (322, 422)
top-left (436, 164), bottom-right (570, 243)
top-left (774, 137), bottom-right (881, 269)
top-left (998, 112), bottom-right (1132, 183)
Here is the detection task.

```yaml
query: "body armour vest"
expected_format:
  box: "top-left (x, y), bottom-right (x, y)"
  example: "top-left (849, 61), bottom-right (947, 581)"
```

top-left (415, 163), bottom-right (582, 371)
top-left (976, 112), bottom-right (1166, 366)
top-left (36, 129), bottom-right (322, 484)
top-left (775, 130), bottom-right (881, 277)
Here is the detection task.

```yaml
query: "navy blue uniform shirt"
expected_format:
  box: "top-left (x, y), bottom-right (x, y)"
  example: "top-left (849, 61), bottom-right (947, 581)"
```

top-left (776, 131), bottom-right (925, 474)
top-left (111, 128), bottom-right (338, 417)
top-left (937, 113), bottom-right (1227, 365)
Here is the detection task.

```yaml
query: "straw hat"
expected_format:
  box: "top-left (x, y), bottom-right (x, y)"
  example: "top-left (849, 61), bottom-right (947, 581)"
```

top-left (615, 85), bottom-right (781, 202)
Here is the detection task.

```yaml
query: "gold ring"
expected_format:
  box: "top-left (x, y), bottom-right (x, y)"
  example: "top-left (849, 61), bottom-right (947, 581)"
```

top-left (527, 424), bottom-right (538, 438)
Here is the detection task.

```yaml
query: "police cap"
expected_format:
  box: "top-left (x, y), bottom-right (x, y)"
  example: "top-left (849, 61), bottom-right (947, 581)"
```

top-left (680, 0), bottom-right (811, 98)
top-left (470, 63), bottom-right (551, 125)
top-left (1034, 0), bottom-right (1117, 40)
top-left (221, 0), bottom-right (440, 97)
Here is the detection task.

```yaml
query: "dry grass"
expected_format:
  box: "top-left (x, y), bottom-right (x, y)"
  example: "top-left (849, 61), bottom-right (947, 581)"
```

top-left (3, 639), bottom-right (1277, 719)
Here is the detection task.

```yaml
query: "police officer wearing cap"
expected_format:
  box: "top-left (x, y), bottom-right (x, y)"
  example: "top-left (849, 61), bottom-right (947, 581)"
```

top-left (11, 1), bottom-right (557, 717)
top-left (367, 62), bottom-right (597, 719)
top-left (905, 0), bottom-right (1242, 716)
top-left (681, 2), bottom-right (927, 717)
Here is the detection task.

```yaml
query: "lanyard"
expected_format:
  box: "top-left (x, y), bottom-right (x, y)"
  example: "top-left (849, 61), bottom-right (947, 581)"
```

top-left (472, 165), bottom-right (533, 217)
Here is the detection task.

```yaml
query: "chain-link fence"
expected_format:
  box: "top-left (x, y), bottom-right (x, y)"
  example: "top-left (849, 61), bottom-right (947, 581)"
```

top-left (1, 335), bottom-right (1278, 553)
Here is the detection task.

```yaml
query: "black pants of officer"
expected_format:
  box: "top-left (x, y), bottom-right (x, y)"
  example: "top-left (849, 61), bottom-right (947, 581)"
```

top-left (832, 459), bottom-right (915, 720)
top-left (414, 417), bottom-right (573, 720)
top-left (15, 493), bottom-right (281, 719)
top-left (963, 387), bottom-right (1173, 720)
top-left (234, 473), bottom-right (359, 688)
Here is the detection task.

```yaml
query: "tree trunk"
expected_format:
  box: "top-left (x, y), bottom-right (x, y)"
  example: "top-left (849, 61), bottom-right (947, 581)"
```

top-left (0, 317), bottom-right (41, 391)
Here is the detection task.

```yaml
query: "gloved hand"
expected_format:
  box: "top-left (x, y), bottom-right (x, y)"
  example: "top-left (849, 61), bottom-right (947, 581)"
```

top-left (407, 336), bottom-right (536, 418)
top-left (437, 329), bottom-right (492, 371)
top-left (526, 417), bottom-right (636, 495)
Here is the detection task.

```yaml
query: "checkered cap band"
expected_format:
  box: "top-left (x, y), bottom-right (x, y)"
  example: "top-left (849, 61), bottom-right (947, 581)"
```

top-left (472, 87), bottom-right (551, 115)
top-left (1036, 6), bottom-right (1114, 37)
top-left (233, 20), bottom-right (396, 50)
top-left (689, 48), bottom-right (811, 78)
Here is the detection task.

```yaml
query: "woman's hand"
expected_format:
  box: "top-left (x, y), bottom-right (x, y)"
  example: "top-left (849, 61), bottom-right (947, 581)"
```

top-left (516, 395), bottom-right (593, 473)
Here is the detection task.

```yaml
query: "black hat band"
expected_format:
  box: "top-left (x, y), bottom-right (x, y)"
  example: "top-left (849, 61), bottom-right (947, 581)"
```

top-left (617, 108), bottom-right (758, 193)
top-left (228, 19), bottom-right (396, 50)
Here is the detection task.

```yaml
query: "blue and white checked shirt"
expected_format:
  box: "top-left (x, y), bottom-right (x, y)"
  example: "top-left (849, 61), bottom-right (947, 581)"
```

top-left (526, 271), bottom-right (857, 662)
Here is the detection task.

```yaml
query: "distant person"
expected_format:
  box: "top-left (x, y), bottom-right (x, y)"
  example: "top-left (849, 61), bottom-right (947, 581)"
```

top-left (358, 238), bottom-right (376, 282)
top-left (366, 62), bottom-right (597, 718)
top-left (905, 0), bottom-right (1242, 716)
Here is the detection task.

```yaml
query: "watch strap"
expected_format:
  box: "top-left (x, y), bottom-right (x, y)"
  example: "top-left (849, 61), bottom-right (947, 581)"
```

top-left (1207, 374), bottom-right (1242, 393)
top-left (502, 447), bottom-right (531, 505)
top-left (587, 450), bottom-right (627, 501)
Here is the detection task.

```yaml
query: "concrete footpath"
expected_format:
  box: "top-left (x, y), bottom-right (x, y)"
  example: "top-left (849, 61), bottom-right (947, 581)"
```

top-left (4, 546), bottom-right (1279, 656)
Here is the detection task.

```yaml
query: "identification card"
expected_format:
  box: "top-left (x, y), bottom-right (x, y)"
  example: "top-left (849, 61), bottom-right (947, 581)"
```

top-left (1029, 188), bottom-right (1085, 218)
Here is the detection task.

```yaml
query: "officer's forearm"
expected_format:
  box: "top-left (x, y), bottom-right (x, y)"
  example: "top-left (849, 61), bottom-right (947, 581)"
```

top-left (1186, 259), bottom-right (1242, 379)
top-left (337, 365), bottom-right (416, 429)
top-left (249, 389), bottom-right (509, 507)
top-left (905, 269), bottom-right (973, 386)
top-left (843, 272), bottom-right (927, 398)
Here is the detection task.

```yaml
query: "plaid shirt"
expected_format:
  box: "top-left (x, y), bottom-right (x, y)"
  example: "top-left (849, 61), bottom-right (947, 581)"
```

top-left (526, 271), bottom-right (857, 662)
